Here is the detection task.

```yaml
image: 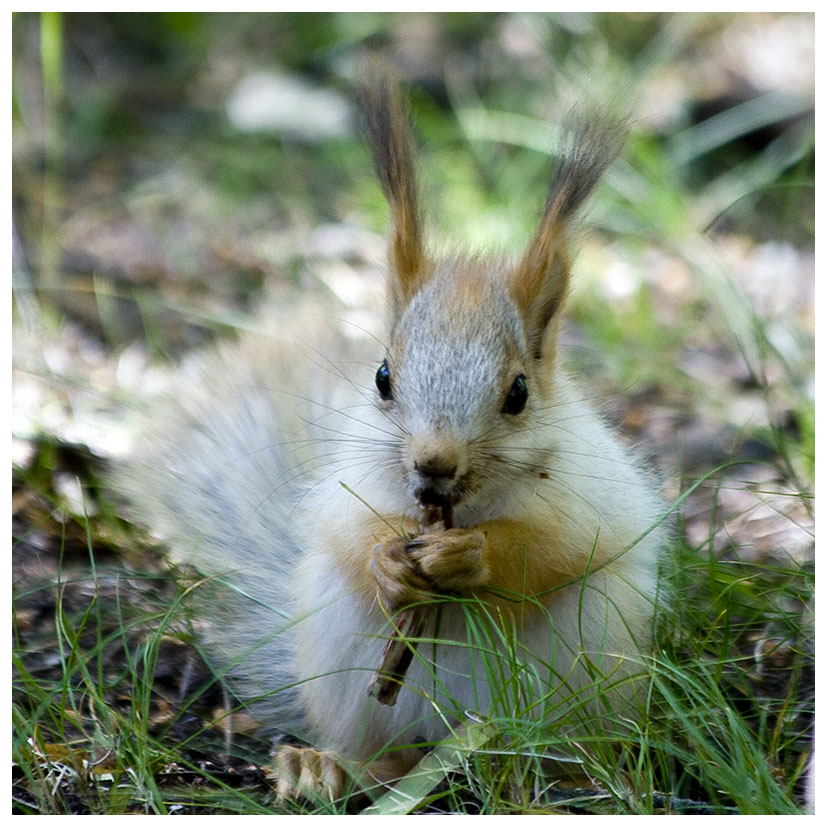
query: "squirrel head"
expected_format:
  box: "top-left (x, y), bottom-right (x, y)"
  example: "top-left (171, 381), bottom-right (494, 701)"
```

top-left (360, 68), bottom-right (626, 513)
top-left (377, 255), bottom-right (544, 512)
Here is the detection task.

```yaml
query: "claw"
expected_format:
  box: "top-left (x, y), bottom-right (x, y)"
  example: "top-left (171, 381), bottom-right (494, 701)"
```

top-left (269, 745), bottom-right (346, 804)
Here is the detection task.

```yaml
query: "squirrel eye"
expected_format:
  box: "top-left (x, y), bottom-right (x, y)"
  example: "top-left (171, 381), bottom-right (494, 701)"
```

top-left (376, 359), bottom-right (393, 401)
top-left (502, 374), bottom-right (528, 415)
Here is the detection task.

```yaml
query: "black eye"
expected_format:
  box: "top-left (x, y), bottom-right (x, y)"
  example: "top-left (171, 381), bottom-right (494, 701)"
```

top-left (376, 359), bottom-right (393, 401)
top-left (502, 374), bottom-right (528, 415)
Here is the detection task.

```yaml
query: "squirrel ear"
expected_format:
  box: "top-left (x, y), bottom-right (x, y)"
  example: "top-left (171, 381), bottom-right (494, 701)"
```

top-left (511, 115), bottom-right (627, 359)
top-left (358, 62), bottom-right (429, 322)
top-left (509, 229), bottom-right (571, 361)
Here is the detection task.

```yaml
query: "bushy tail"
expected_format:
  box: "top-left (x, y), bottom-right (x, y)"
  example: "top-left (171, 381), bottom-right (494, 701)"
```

top-left (112, 333), bottom-right (330, 736)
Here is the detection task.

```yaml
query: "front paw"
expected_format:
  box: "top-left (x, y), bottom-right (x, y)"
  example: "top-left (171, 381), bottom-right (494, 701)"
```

top-left (371, 535), bottom-right (436, 611)
top-left (407, 528), bottom-right (489, 593)
top-left (371, 528), bottom-right (489, 611)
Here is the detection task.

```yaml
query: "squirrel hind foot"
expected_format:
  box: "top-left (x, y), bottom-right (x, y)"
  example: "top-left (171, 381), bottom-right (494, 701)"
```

top-left (266, 744), bottom-right (423, 808)
top-left (267, 745), bottom-right (348, 806)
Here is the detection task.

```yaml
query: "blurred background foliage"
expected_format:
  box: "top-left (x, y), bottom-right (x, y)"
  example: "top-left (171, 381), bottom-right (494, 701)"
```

top-left (12, 9), bottom-right (815, 508)
top-left (12, 10), bottom-right (815, 458)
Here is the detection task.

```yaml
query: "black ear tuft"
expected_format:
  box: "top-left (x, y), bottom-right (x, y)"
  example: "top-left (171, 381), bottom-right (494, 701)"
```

top-left (357, 59), bottom-right (428, 319)
top-left (510, 113), bottom-right (628, 360)
top-left (544, 115), bottom-right (628, 222)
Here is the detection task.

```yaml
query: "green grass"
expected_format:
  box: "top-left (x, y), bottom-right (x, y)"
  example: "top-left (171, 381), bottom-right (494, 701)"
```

top-left (11, 532), bottom-right (275, 814)
top-left (12, 484), bottom-right (813, 813)
top-left (352, 519), bottom-right (812, 816)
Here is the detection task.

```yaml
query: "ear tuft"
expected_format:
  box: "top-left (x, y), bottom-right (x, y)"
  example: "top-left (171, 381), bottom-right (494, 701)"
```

top-left (357, 60), bottom-right (429, 320)
top-left (511, 114), bottom-right (627, 358)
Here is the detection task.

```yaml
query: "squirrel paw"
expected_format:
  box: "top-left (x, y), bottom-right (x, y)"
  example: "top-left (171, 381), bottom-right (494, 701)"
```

top-left (268, 745), bottom-right (346, 804)
top-left (408, 527), bottom-right (489, 592)
top-left (372, 527), bottom-right (489, 611)
top-left (371, 535), bottom-right (436, 610)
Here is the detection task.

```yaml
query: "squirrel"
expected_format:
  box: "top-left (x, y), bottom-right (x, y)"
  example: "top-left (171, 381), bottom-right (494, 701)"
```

top-left (114, 70), bottom-right (666, 801)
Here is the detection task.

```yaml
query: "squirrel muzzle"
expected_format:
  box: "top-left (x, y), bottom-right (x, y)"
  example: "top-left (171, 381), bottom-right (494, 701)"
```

top-left (407, 434), bottom-right (473, 510)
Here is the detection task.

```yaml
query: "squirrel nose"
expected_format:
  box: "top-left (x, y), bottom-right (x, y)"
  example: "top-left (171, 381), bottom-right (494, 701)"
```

top-left (414, 454), bottom-right (458, 480)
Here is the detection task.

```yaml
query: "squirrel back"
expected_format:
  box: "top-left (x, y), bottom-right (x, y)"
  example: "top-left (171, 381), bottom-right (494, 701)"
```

top-left (115, 72), bottom-right (666, 783)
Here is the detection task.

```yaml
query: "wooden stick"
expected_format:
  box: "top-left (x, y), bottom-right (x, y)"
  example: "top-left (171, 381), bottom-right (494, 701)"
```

top-left (367, 503), bottom-right (453, 706)
top-left (366, 610), bottom-right (428, 705)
